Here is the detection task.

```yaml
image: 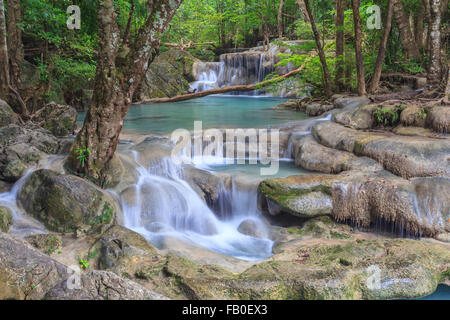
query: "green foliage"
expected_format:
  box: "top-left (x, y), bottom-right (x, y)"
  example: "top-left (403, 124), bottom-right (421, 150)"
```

top-left (78, 258), bottom-right (89, 270)
top-left (417, 107), bottom-right (427, 120)
top-left (373, 105), bottom-right (405, 126)
top-left (75, 146), bottom-right (92, 168)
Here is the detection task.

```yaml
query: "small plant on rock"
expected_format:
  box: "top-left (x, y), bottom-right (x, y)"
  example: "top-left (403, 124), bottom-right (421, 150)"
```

top-left (78, 258), bottom-right (89, 270)
top-left (75, 146), bottom-right (92, 168)
top-left (373, 105), bottom-right (403, 126)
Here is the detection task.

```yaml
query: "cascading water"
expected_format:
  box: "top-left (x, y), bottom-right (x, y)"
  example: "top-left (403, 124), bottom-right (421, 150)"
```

top-left (120, 151), bottom-right (273, 261)
top-left (190, 46), bottom-right (278, 95)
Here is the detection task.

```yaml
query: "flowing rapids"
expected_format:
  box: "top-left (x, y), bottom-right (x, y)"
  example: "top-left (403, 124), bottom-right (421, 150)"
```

top-left (120, 151), bottom-right (274, 261)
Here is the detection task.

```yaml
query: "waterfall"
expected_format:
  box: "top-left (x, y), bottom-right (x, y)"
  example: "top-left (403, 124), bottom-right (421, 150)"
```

top-left (190, 48), bottom-right (276, 95)
top-left (120, 151), bottom-right (273, 261)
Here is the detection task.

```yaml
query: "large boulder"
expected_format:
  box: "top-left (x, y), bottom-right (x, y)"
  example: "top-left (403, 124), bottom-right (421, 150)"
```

top-left (34, 102), bottom-right (77, 136)
top-left (334, 96), bottom-right (371, 110)
top-left (0, 232), bottom-right (165, 300)
top-left (305, 103), bottom-right (334, 117)
top-left (333, 104), bottom-right (377, 129)
top-left (136, 49), bottom-right (200, 100)
top-left (18, 169), bottom-right (118, 234)
top-left (0, 124), bottom-right (69, 182)
top-left (0, 99), bottom-right (19, 127)
top-left (258, 174), bottom-right (337, 218)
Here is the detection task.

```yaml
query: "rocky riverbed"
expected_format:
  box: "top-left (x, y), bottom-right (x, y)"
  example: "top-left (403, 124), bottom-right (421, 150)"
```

top-left (0, 96), bottom-right (449, 300)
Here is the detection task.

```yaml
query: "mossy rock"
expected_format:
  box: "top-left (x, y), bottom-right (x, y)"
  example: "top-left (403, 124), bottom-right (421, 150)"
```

top-left (0, 206), bottom-right (13, 232)
top-left (25, 234), bottom-right (62, 255)
top-left (0, 99), bottom-right (19, 128)
top-left (17, 169), bottom-right (118, 234)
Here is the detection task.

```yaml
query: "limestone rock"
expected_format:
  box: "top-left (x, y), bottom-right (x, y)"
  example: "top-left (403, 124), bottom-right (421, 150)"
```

top-left (312, 121), bottom-right (450, 178)
top-left (0, 232), bottom-right (165, 300)
top-left (25, 234), bottom-right (62, 255)
top-left (0, 206), bottom-right (13, 232)
top-left (305, 103), bottom-right (334, 116)
top-left (334, 96), bottom-right (371, 110)
top-left (292, 135), bottom-right (382, 174)
top-left (18, 169), bottom-right (118, 234)
top-left (0, 99), bottom-right (19, 128)
top-left (400, 105), bottom-right (427, 128)
top-left (237, 219), bottom-right (268, 239)
top-left (136, 49), bottom-right (200, 100)
top-left (427, 106), bottom-right (450, 134)
top-left (333, 104), bottom-right (377, 129)
top-left (0, 124), bottom-right (68, 182)
top-left (34, 102), bottom-right (77, 136)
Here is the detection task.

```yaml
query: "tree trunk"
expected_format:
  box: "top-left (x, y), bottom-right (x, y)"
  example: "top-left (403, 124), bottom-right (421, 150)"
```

top-left (0, 0), bottom-right (9, 101)
top-left (68, 0), bottom-right (183, 185)
top-left (6, 0), bottom-right (23, 88)
top-left (335, 0), bottom-right (345, 91)
top-left (393, 0), bottom-right (420, 59)
top-left (369, 0), bottom-right (394, 93)
top-left (351, 0), bottom-right (366, 96)
top-left (427, 0), bottom-right (442, 88)
top-left (415, 1), bottom-right (425, 49)
top-left (297, 0), bottom-right (310, 22)
top-left (303, 0), bottom-right (332, 97)
top-left (444, 63), bottom-right (450, 103)
top-left (277, 0), bottom-right (284, 39)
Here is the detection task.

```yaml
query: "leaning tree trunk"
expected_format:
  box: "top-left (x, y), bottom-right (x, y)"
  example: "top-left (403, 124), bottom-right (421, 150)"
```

top-left (335, 0), bottom-right (345, 91)
top-left (6, 0), bottom-right (23, 88)
top-left (427, 0), bottom-right (442, 88)
top-left (393, 0), bottom-right (420, 59)
top-left (303, 0), bottom-right (332, 97)
top-left (369, 0), bottom-right (394, 93)
top-left (351, 0), bottom-right (366, 96)
top-left (67, 0), bottom-right (183, 185)
top-left (277, 0), bottom-right (284, 40)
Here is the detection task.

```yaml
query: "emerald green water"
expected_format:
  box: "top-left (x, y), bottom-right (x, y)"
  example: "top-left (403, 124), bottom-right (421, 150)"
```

top-left (78, 96), bottom-right (307, 135)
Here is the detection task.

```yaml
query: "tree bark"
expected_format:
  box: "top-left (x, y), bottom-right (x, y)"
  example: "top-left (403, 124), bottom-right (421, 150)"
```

top-left (393, 0), bottom-right (420, 59)
top-left (351, 0), bottom-right (366, 96)
top-left (335, 0), bottom-right (345, 91)
top-left (415, 1), bottom-right (425, 49)
top-left (303, 0), bottom-right (332, 97)
top-left (277, 0), bottom-right (284, 40)
top-left (6, 0), bottom-right (23, 88)
top-left (297, 0), bottom-right (310, 22)
top-left (68, 0), bottom-right (183, 185)
top-left (444, 63), bottom-right (450, 103)
top-left (369, 0), bottom-right (394, 93)
top-left (122, 1), bottom-right (135, 46)
top-left (427, 0), bottom-right (442, 88)
top-left (0, 0), bottom-right (9, 101)
top-left (0, 0), bottom-right (25, 117)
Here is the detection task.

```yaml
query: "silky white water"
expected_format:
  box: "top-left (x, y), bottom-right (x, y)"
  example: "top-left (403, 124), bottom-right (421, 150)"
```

top-left (120, 151), bottom-right (274, 261)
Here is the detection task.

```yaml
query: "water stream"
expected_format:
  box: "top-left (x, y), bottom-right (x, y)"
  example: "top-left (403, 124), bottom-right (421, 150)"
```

top-left (120, 151), bottom-right (275, 261)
